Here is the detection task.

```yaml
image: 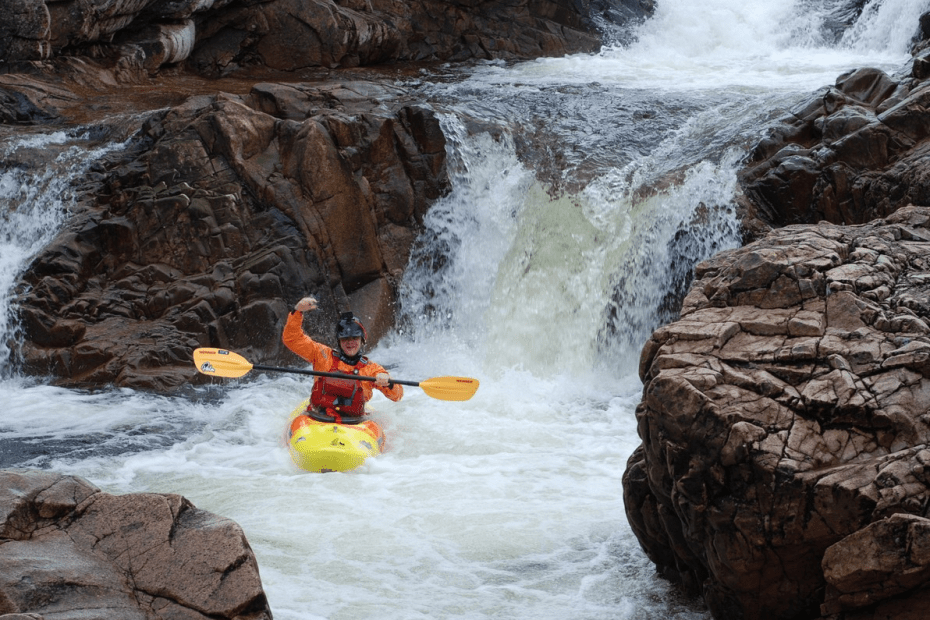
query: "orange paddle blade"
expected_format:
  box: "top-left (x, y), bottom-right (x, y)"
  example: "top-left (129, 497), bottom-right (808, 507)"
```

top-left (417, 376), bottom-right (479, 401)
top-left (193, 348), bottom-right (253, 378)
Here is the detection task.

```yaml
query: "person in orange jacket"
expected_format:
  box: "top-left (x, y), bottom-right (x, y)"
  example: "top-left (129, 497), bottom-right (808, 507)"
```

top-left (282, 296), bottom-right (403, 421)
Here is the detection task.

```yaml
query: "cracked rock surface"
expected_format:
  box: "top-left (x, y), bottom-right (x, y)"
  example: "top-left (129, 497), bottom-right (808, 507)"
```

top-left (623, 205), bottom-right (930, 620)
top-left (0, 469), bottom-right (270, 620)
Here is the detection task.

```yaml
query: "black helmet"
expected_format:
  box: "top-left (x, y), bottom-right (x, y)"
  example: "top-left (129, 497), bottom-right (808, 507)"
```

top-left (336, 312), bottom-right (367, 343)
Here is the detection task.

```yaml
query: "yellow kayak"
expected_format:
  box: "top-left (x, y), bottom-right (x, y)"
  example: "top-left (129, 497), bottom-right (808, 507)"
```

top-left (284, 399), bottom-right (385, 472)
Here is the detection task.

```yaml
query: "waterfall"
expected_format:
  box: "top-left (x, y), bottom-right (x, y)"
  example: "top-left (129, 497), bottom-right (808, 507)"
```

top-left (0, 130), bottom-right (131, 375)
top-left (842, 0), bottom-right (930, 52)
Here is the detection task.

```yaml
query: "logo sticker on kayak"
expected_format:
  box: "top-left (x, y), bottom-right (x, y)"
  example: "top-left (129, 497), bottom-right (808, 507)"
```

top-left (199, 362), bottom-right (216, 374)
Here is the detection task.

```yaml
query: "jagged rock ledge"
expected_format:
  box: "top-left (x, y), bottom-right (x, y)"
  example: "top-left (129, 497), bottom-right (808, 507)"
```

top-left (0, 469), bottom-right (270, 620)
top-left (623, 206), bottom-right (930, 620)
top-left (737, 55), bottom-right (930, 238)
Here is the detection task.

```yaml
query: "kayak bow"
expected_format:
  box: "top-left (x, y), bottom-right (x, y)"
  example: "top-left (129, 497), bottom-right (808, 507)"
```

top-left (284, 399), bottom-right (384, 472)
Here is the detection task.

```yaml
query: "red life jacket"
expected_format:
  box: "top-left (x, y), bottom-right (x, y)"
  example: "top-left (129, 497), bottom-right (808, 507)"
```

top-left (309, 351), bottom-right (369, 419)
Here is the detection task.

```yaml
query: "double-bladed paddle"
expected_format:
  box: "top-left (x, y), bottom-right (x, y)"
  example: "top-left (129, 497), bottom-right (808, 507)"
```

top-left (192, 347), bottom-right (479, 402)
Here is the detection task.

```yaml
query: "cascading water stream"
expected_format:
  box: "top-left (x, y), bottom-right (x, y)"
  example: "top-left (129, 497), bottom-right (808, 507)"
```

top-left (1, 1), bottom-right (928, 618)
top-left (0, 129), bottom-right (133, 374)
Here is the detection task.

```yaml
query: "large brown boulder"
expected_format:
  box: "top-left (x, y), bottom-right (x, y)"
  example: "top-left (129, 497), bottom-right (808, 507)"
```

top-left (12, 78), bottom-right (449, 391)
top-left (0, 469), bottom-right (270, 620)
top-left (624, 206), bottom-right (930, 620)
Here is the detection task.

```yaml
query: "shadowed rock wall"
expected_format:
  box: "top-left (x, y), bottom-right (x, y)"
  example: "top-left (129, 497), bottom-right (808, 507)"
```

top-left (13, 80), bottom-right (448, 391)
top-left (2, 0), bottom-right (656, 74)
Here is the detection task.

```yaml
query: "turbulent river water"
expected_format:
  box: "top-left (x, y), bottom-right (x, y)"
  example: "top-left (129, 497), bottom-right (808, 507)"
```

top-left (2, 1), bottom-right (928, 618)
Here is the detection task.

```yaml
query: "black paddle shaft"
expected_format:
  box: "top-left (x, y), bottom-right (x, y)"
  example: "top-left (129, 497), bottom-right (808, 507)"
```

top-left (251, 364), bottom-right (419, 387)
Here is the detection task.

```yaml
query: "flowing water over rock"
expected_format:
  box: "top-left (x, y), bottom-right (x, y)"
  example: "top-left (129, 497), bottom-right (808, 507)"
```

top-left (1, 1), bottom-right (927, 618)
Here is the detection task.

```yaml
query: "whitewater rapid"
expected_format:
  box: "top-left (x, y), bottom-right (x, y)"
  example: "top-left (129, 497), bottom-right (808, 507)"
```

top-left (2, 0), bottom-right (927, 618)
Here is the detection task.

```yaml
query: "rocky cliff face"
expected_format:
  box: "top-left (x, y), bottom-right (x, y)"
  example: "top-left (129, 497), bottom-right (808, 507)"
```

top-left (2, 0), bottom-right (655, 73)
top-left (11, 79), bottom-right (448, 391)
top-left (620, 24), bottom-right (930, 620)
top-left (624, 206), bottom-right (930, 620)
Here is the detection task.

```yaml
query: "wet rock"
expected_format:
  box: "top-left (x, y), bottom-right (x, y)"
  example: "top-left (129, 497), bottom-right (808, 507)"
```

top-left (0, 0), bottom-right (51, 61)
top-left (821, 513), bottom-right (930, 617)
top-left (624, 206), bottom-right (930, 620)
top-left (129, 20), bottom-right (198, 75)
top-left (737, 65), bottom-right (930, 237)
top-left (1, 0), bottom-right (654, 74)
top-left (13, 79), bottom-right (449, 391)
top-left (0, 469), bottom-right (270, 620)
top-left (191, 0), bottom-right (604, 73)
top-left (0, 85), bottom-right (58, 124)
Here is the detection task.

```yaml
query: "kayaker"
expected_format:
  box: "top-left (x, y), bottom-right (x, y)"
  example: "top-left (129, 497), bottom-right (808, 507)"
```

top-left (282, 296), bottom-right (403, 422)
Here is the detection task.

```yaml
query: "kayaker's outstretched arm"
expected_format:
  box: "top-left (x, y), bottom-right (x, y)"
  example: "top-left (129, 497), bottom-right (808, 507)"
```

top-left (282, 302), bottom-right (327, 366)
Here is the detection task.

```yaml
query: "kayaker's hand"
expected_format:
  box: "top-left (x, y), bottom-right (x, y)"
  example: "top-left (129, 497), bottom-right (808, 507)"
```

top-left (375, 372), bottom-right (390, 387)
top-left (295, 296), bottom-right (318, 313)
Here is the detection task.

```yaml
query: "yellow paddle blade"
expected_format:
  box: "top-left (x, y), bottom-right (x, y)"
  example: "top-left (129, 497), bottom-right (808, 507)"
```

top-left (417, 376), bottom-right (479, 401)
top-left (193, 348), bottom-right (253, 378)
